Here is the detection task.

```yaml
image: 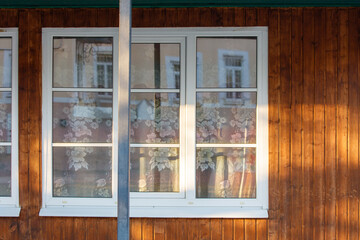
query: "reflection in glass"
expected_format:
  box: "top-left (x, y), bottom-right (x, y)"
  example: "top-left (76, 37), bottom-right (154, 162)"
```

top-left (196, 147), bottom-right (256, 198)
top-left (131, 43), bottom-right (180, 89)
top-left (196, 37), bottom-right (257, 88)
top-left (196, 92), bottom-right (256, 144)
top-left (0, 146), bottom-right (11, 196)
top-left (130, 147), bottom-right (179, 192)
top-left (0, 38), bottom-right (12, 88)
top-left (53, 92), bottom-right (112, 143)
top-left (53, 37), bottom-right (113, 88)
top-left (0, 92), bottom-right (11, 142)
top-left (53, 147), bottom-right (112, 198)
top-left (130, 93), bottom-right (179, 144)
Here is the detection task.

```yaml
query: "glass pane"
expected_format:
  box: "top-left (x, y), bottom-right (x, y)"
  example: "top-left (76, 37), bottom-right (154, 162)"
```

top-left (53, 37), bottom-right (113, 88)
top-left (53, 147), bottom-right (112, 198)
top-left (131, 43), bottom-right (180, 89)
top-left (0, 92), bottom-right (11, 142)
top-left (130, 147), bottom-right (179, 192)
top-left (196, 147), bottom-right (256, 198)
top-left (197, 38), bottom-right (257, 88)
top-left (130, 93), bottom-right (179, 144)
top-left (0, 147), bottom-right (11, 197)
top-left (0, 38), bottom-right (12, 88)
top-left (196, 92), bottom-right (256, 144)
top-left (53, 92), bottom-right (112, 143)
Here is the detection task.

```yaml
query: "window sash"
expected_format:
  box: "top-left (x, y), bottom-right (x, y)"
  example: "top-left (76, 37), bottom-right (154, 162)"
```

top-left (42, 28), bottom-right (119, 207)
top-left (0, 29), bottom-right (19, 215)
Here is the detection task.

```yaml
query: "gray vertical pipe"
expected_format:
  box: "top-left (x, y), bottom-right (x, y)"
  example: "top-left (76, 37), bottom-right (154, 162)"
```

top-left (118, 0), bottom-right (131, 239)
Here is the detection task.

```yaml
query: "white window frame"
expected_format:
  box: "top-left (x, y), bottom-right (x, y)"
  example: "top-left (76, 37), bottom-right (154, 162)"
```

top-left (0, 28), bottom-right (20, 217)
top-left (40, 28), bottom-right (119, 217)
top-left (40, 27), bottom-right (268, 218)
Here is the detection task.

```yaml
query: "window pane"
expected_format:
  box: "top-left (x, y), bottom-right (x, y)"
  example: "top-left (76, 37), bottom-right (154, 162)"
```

top-left (53, 147), bottom-right (112, 198)
top-left (130, 93), bottom-right (179, 144)
top-left (0, 92), bottom-right (11, 142)
top-left (196, 147), bottom-right (256, 198)
top-left (53, 37), bottom-right (113, 88)
top-left (0, 38), bottom-right (12, 88)
top-left (131, 43), bottom-right (180, 89)
top-left (0, 146), bottom-right (11, 197)
top-left (130, 147), bottom-right (179, 192)
top-left (196, 92), bottom-right (256, 144)
top-left (196, 38), bottom-right (256, 88)
top-left (53, 92), bottom-right (112, 143)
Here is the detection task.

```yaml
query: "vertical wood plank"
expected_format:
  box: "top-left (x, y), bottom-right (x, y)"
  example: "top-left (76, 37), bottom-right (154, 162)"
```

top-left (142, 218), bottom-right (154, 240)
top-left (176, 8), bottom-right (189, 27)
top-left (325, 8), bottom-right (338, 240)
top-left (290, 8), bottom-right (303, 240)
top-left (234, 219), bottom-right (245, 240)
top-left (64, 218), bottom-right (75, 240)
top-left (210, 219), bottom-right (222, 240)
top-left (222, 7), bottom-right (235, 27)
top-left (210, 8), bottom-right (223, 26)
top-left (18, 9), bottom-right (30, 240)
top-left (245, 8), bottom-right (257, 26)
top-left (234, 8), bottom-right (245, 27)
top-left (73, 218), bottom-right (86, 240)
top-left (165, 219), bottom-right (176, 240)
top-left (257, 8), bottom-right (269, 26)
top-left (244, 220), bottom-right (255, 240)
top-left (337, 8), bottom-right (349, 240)
top-left (176, 218), bottom-right (187, 240)
top-left (222, 219), bottom-right (233, 240)
top-left (256, 220), bottom-right (267, 240)
top-left (302, 8), bottom-right (315, 240)
top-left (267, 8), bottom-right (280, 240)
top-left (131, 218), bottom-right (142, 240)
top-left (197, 8), bottom-right (212, 27)
top-left (27, 9), bottom-right (42, 240)
top-left (313, 8), bottom-right (326, 240)
top-left (86, 218), bottom-right (99, 240)
top-left (348, 8), bottom-right (359, 240)
top-left (199, 219), bottom-right (210, 240)
top-left (154, 219), bottom-right (166, 240)
top-left (165, 8), bottom-right (178, 27)
top-left (98, 218), bottom-right (114, 240)
top-left (187, 219), bottom-right (199, 240)
top-left (279, 8), bottom-right (292, 240)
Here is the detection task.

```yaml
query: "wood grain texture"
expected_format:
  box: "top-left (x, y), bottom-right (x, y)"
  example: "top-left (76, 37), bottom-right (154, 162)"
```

top-left (337, 9), bottom-right (349, 240)
top-left (290, 8), bottom-right (303, 240)
top-left (279, 8), bottom-right (292, 240)
top-left (325, 8), bottom-right (337, 240)
top-left (0, 7), bottom-right (360, 240)
top-left (348, 8), bottom-right (359, 240)
top-left (267, 8), bottom-right (280, 240)
top-left (302, 8), bottom-right (315, 240)
top-left (313, 8), bottom-right (326, 240)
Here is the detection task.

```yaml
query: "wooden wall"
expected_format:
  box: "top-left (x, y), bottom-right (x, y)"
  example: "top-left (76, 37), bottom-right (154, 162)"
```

top-left (0, 7), bottom-right (359, 240)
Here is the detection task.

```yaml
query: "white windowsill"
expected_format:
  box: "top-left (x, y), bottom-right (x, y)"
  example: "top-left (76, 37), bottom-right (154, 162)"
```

top-left (39, 206), bottom-right (268, 218)
top-left (0, 207), bottom-right (21, 217)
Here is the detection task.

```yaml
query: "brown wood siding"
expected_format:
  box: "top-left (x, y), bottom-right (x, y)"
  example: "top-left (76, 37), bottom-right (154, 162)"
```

top-left (0, 7), bottom-right (359, 240)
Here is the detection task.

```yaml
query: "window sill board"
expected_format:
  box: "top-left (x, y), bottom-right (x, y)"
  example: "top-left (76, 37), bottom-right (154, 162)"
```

top-left (0, 207), bottom-right (21, 217)
top-left (40, 206), bottom-right (268, 218)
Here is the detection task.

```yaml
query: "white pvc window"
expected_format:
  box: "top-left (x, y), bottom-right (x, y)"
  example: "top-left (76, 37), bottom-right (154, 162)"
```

top-left (41, 27), bottom-right (268, 218)
top-left (41, 29), bottom-right (119, 217)
top-left (0, 28), bottom-right (20, 217)
top-left (130, 28), bottom-right (268, 218)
